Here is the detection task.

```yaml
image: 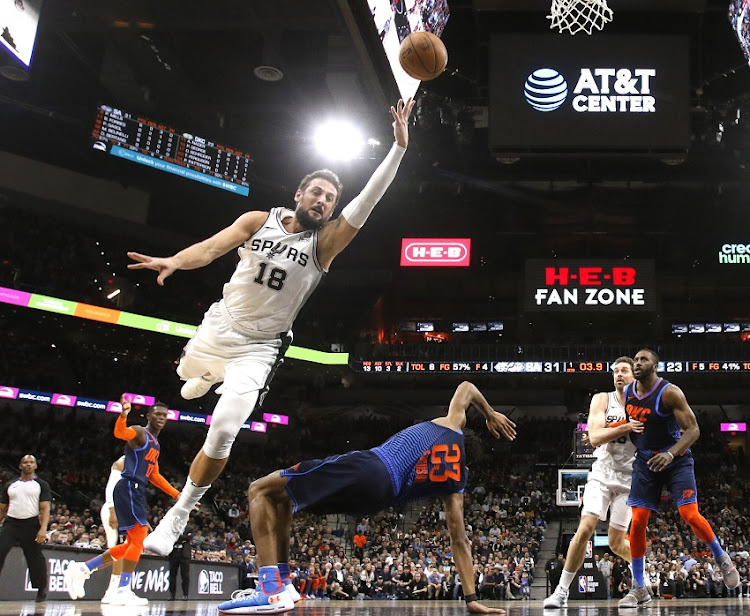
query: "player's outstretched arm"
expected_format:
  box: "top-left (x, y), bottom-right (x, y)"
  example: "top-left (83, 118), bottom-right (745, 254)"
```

top-left (647, 385), bottom-right (700, 472)
top-left (437, 381), bottom-right (516, 441)
top-left (317, 98), bottom-right (415, 270)
top-left (113, 394), bottom-right (146, 448)
top-left (442, 493), bottom-right (505, 614)
top-left (127, 210), bottom-right (267, 285)
top-left (587, 392), bottom-right (643, 447)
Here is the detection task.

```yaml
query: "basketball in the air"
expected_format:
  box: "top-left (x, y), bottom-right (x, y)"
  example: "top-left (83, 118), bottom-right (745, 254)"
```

top-left (398, 31), bottom-right (448, 81)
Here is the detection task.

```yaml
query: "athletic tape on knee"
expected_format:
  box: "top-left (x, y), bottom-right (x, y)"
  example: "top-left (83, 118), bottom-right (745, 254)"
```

top-left (202, 391), bottom-right (257, 458)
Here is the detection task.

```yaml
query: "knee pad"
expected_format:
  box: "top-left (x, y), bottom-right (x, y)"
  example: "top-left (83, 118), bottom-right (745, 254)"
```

top-left (202, 391), bottom-right (258, 459)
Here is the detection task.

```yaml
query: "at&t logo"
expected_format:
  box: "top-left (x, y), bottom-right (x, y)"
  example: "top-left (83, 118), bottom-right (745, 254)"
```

top-left (524, 67), bottom-right (657, 113)
top-left (524, 68), bottom-right (568, 112)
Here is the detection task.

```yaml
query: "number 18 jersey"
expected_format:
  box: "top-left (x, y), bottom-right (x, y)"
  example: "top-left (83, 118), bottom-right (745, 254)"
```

top-left (222, 207), bottom-right (325, 336)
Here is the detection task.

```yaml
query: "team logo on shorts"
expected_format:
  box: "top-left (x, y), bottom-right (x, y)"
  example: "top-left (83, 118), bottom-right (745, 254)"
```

top-left (681, 489), bottom-right (695, 501)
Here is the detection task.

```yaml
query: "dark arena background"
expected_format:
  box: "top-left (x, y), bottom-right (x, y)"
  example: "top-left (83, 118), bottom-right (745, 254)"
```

top-left (0, 1), bottom-right (748, 616)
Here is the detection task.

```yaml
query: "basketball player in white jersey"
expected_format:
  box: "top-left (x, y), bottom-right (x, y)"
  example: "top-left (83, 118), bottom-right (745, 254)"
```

top-left (100, 455), bottom-right (125, 603)
top-left (126, 98), bottom-right (415, 557)
top-left (544, 356), bottom-right (643, 608)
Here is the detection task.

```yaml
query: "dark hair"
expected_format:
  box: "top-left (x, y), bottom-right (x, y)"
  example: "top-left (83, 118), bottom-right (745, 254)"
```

top-left (149, 401), bottom-right (169, 412)
top-left (297, 169), bottom-right (343, 205)
top-left (639, 348), bottom-right (660, 363)
top-left (612, 356), bottom-right (634, 371)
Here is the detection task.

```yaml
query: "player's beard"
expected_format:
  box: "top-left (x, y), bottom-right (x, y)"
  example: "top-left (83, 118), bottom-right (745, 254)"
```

top-left (295, 207), bottom-right (327, 230)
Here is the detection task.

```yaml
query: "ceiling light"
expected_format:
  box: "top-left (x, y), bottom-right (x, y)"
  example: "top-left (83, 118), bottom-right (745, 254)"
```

top-left (314, 121), bottom-right (364, 160)
top-left (107, 289), bottom-right (121, 299)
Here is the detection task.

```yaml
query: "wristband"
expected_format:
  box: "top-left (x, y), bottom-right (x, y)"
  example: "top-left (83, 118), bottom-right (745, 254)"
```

top-left (464, 593), bottom-right (478, 603)
top-left (665, 451), bottom-right (675, 460)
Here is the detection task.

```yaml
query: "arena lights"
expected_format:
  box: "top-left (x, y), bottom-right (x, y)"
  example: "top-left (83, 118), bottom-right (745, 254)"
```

top-left (313, 120), bottom-right (364, 160)
top-left (0, 286), bottom-right (348, 365)
top-left (0, 384), bottom-right (288, 433)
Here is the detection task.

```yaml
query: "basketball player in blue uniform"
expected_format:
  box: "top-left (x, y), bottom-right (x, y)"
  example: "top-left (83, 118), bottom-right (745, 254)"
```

top-left (217, 381), bottom-right (516, 615)
top-left (126, 98), bottom-right (415, 557)
top-left (618, 349), bottom-right (739, 607)
top-left (64, 396), bottom-right (180, 606)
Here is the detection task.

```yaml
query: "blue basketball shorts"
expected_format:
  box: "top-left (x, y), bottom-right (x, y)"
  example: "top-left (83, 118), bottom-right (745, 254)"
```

top-left (281, 450), bottom-right (395, 515)
top-left (627, 451), bottom-right (698, 513)
top-left (112, 477), bottom-right (149, 530)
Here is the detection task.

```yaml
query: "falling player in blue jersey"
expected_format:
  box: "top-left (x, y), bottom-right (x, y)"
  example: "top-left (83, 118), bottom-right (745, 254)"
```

top-left (618, 349), bottom-right (740, 608)
top-left (64, 396), bottom-right (180, 606)
top-left (217, 381), bottom-right (516, 615)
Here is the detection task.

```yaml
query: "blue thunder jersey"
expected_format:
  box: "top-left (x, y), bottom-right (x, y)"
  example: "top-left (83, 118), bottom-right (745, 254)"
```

top-left (624, 378), bottom-right (687, 454)
top-left (122, 429), bottom-right (161, 485)
top-left (372, 422), bottom-right (467, 506)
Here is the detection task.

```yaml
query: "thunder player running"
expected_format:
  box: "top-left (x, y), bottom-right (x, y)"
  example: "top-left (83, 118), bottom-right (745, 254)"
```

top-left (544, 356), bottom-right (643, 608)
top-left (65, 397), bottom-right (180, 606)
top-left (100, 455), bottom-right (125, 603)
top-left (618, 349), bottom-right (740, 608)
top-left (127, 98), bottom-right (415, 556)
top-left (217, 381), bottom-right (516, 615)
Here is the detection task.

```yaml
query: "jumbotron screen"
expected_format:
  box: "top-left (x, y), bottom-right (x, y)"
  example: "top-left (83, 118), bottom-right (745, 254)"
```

top-left (367, 0), bottom-right (450, 101)
top-left (91, 105), bottom-right (252, 196)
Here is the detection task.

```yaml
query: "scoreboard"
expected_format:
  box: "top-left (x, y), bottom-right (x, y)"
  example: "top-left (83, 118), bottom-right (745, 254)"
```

top-left (91, 105), bottom-right (252, 196)
top-left (353, 360), bottom-right (750, 374)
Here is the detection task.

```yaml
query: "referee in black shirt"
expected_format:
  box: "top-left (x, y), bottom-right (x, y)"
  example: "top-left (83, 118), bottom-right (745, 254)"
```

top-left (0, 454), bottom-right (51, 602)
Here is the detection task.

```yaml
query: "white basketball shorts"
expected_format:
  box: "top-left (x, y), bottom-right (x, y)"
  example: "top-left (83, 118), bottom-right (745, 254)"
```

top-left (580, 461), bottom-right (633, 531)
top-left (177, 300), bottom-right (290, 401)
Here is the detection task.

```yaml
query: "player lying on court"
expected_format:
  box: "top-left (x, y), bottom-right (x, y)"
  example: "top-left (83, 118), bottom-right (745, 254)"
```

top-left (64, 396), bottom-right (181, 606)
top-left (217, 381), bottom-right (516, 615)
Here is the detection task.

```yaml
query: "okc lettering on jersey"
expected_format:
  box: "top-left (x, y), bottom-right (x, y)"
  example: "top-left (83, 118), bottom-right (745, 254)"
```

top-left (626, 404), bottom-right (652, 422)
top-left (250, 238), bottom-right (309, 266)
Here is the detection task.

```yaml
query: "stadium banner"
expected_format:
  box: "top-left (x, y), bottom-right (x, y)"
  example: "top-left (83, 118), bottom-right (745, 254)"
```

top-left (0, 546), bottom-right (239, 600)
top-left (525, 259), bottom-right (656, 311)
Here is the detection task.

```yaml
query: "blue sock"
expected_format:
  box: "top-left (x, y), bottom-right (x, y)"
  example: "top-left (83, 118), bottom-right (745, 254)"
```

top-left (708, 537), bottom-right (723, 560)
top-left (632, 556), bottom-right (645, 588)
top-left (278, 562), bottom-right (290, 582)
top-left (119, 571), bottom-right (132, 588)
top-left (259, 566), bottom-right (282, 594)
top-left (85, 555), bottom-right (105, 572)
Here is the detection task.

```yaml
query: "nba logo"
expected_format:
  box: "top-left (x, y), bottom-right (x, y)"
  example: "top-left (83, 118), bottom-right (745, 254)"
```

top-left (578, 576), bottom-right (587, 593)
top-left (585, 540), bottom-right (593, 559)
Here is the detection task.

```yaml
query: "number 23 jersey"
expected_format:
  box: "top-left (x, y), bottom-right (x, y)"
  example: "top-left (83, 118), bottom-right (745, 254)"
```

top-left (222, 207), bottom-right (325, 336)
top-left (372, 421), bottom-right (468, 505)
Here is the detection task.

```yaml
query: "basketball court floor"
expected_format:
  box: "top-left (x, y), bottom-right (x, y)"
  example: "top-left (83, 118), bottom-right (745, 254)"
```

top-left (4, 598), bottom-right (748, 616)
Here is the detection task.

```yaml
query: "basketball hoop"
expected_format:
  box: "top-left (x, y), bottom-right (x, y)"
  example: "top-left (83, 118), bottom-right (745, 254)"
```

top-left (547, 0), bottom-right (613, 36)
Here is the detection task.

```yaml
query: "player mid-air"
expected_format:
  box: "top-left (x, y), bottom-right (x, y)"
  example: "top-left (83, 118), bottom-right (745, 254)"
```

top-left (126, 99), bottom-right (415, 556)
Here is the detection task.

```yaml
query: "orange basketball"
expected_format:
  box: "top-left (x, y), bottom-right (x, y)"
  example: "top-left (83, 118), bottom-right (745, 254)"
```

top-left (398, 32), bottom-right (448, 81)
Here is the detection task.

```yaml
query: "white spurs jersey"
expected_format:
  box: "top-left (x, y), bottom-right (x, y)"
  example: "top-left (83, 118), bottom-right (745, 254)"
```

top-left (104, 461), bottom-right (123, 506)
top-left (592, 391), bottom-right (636, 473)
top-left (222, 207), bottom-right (325, 336)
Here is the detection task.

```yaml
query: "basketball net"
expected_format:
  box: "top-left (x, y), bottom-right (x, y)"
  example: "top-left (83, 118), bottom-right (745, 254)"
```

top-left (547, 0), bottom-right (613, 35)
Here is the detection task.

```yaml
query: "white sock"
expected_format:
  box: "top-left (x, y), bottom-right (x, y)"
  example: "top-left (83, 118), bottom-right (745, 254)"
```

top-left (107, 575), bottom-right (121, 591)
top-left (558, 569), bottom-right (576, 591)
top-left (173, 478), bottom-right (210, 517)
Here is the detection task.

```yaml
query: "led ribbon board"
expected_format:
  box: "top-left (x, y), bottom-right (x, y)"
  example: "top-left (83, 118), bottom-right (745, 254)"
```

top-left (0, 286), bottom-right (348, 365)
